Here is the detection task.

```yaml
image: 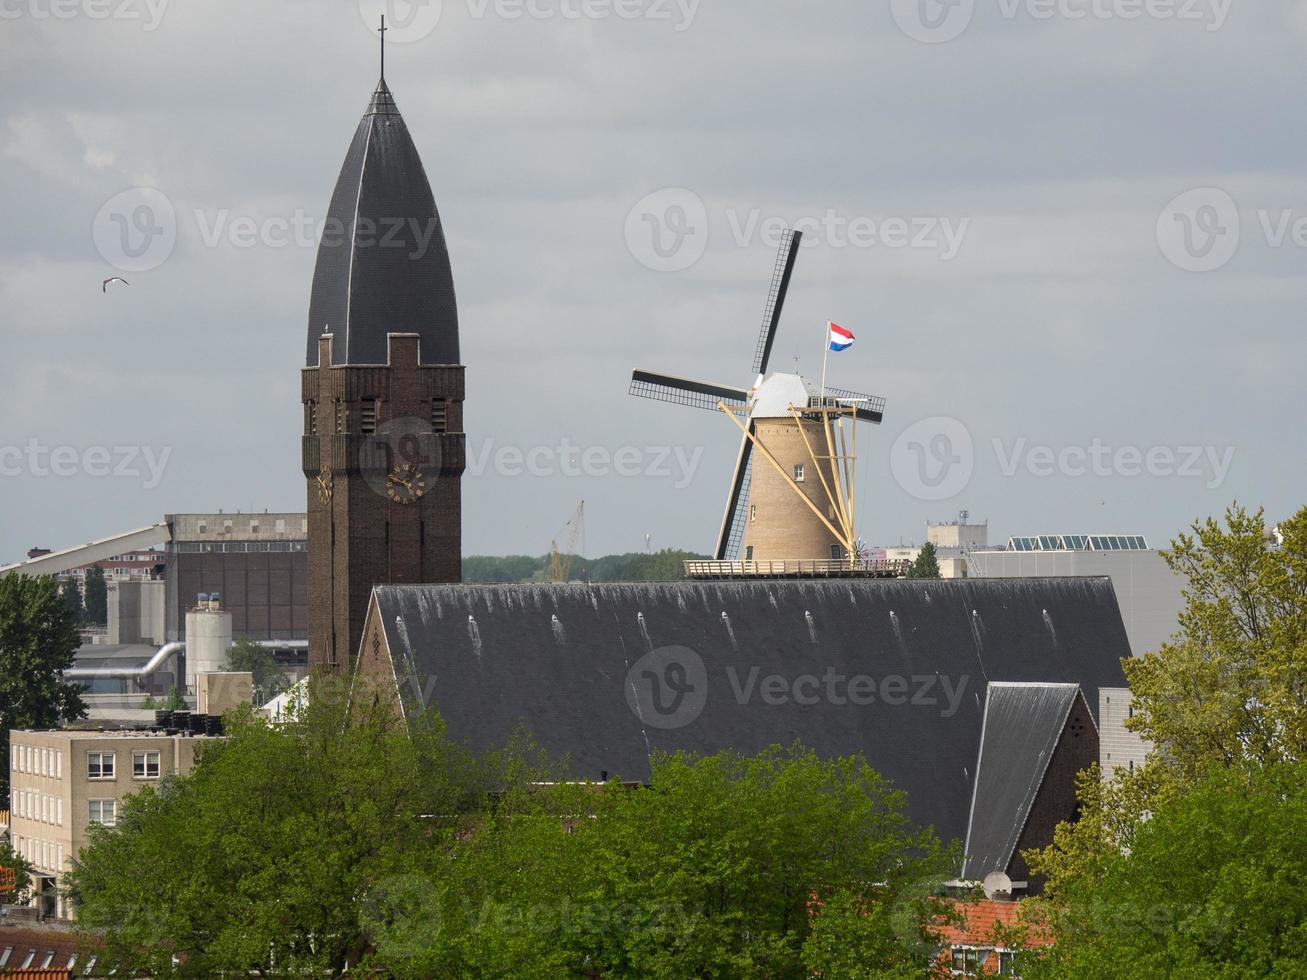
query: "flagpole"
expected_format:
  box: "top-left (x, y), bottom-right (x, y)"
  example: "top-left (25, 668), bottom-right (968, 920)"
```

top-left (820, 320), bottom-right (830, 403)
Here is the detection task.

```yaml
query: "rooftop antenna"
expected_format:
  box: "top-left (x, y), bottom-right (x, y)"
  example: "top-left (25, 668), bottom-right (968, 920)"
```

top-left (378, 15), bottom-right (387, 81)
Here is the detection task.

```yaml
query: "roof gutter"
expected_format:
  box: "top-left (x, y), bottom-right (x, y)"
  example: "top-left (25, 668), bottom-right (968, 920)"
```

top-left (63, 642), bottom-right (185, 682)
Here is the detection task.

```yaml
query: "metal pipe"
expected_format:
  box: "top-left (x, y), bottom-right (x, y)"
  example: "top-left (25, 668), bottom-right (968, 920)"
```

top-left (63, 642), bottom-right (185, 682)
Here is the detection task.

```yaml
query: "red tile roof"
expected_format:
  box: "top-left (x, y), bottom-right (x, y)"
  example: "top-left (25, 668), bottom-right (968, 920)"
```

top-left (935, 898), bottom-right (1053, 948)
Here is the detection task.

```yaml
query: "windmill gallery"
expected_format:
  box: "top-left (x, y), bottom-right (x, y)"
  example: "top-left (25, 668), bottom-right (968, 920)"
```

top-left (307, 34), bottom-right (1138, 897)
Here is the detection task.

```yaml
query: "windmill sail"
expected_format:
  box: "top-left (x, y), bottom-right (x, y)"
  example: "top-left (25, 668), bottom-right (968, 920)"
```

top-left (629, 371), bottom-right (750, 412)
top-left (820, 385), bottom-right (888, 425)
top-left (752, 229), bottom-right (803, 377)
top-left (716, 432), bottom-right (754, 560)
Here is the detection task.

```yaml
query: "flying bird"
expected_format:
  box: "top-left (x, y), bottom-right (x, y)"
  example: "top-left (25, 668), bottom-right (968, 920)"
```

top-left (102, 277), bottom-right (130, 293)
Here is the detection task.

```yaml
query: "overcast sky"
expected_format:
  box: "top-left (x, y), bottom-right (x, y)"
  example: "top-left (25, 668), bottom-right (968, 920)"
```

top-left (1, 0), bottom-right (1304, 562)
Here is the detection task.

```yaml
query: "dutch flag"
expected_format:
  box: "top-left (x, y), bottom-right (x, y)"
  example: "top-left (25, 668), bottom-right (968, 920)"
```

top-left (828, 321), bottom-right (855, 352)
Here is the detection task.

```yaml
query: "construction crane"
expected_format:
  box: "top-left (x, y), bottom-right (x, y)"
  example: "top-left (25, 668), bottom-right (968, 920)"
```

top-left (550, 501), bottom-right (586, 583)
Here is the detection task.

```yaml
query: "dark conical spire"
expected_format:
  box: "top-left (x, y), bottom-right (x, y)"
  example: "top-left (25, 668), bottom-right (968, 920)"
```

top-left (305, 77), bottom-right (460, 368)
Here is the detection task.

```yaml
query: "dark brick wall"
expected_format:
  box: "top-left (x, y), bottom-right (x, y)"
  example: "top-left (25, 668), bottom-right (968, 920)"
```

top-left (1007, 692), bottom-right (1099, 891)
top-left (167, 550), bottom-right (307, 641)
top-left (303, 333), bottom-right (465, 671)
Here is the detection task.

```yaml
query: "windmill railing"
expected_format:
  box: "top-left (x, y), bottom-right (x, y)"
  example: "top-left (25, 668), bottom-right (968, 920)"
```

top-left (683, 558), bottom-right (910, 580)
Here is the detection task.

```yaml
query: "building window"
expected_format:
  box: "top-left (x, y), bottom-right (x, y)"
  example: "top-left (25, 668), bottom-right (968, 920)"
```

top-left (793, 463), bottom-right (805, 482)
top-left (431, 399), bottom-right (448, 433)
top-left (87, 752), bottom-right (115, 780)
top-left (745, 546), bottom-right (754, 561)
top-left (951, 946), bottom-right (992, 974)
top-left (830, 544), bottom-right (842, 560)
top-left (361, 399), bottom-right (378, 434)
top-left (749, 505), bottom-right (757, 523)
top-left (307, 400), bottom-right (317, 435)
top-left (335, 400), bottom-right (345, 434)
top-left (998, 950), bottom-right (1020, 975)
top-left (88, 799), bottom-right (117, 826)
top-left (133, 751), bottom-right (161, 779)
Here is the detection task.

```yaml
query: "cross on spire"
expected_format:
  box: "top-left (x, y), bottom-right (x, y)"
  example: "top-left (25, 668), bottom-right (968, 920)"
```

top-left (379, 15), bottom-right (387, 81)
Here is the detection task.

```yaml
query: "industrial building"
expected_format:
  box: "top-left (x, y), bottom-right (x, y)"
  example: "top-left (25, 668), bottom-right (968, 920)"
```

top-left (1, 513), bottom-right (309, 647)
top-left (1, 515), bottom-right (307, 719)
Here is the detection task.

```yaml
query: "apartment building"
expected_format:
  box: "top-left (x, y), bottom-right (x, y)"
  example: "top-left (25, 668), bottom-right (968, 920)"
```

top-left (7, 730), bottom-right (216, 920)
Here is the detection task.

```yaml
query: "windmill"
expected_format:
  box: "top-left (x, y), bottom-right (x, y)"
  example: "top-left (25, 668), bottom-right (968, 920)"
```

top-left (629, 230), bottom-right (887, 563)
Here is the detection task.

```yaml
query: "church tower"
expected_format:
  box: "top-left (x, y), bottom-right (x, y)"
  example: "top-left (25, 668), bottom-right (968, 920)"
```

top-left (302, 67), bottom-right (465, 671)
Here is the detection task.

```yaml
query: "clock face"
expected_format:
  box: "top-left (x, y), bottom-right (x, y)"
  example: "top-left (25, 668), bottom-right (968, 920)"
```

top-left (316, 466), bottom-right (333, 503)
top-left (387, 461), bottom-right (426, 505)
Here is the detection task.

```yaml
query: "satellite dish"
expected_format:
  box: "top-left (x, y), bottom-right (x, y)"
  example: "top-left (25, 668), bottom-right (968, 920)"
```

top-left (982, 871), bottom-right (1013, 900)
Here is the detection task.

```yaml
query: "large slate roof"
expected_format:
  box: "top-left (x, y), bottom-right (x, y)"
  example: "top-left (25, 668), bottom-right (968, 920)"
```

top-left (371, 577), bottom-right (1130, 850)
top-left (306, 80), bottom-right (459, 368)
top-left (961, 682), bottom-right (1084, 879)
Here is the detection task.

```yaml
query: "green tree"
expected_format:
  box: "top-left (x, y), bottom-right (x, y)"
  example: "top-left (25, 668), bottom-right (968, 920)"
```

top-left (142, 687), bottom-right (186, 712)
top-left (0, 841), bottom-right (35, 906)
top-left (161, 687), bottom-right (186, 711)
top-left (1123, 504), bottom-right (1307, 779)
top-left (58, 578), bottom-right (84, 624)
top-left (223, 638), bottom-right (288, 703)
top-left (66, 684), bottom-right (554, 977)
top-left (83, 566), bottom-right (108, 627)
top-left (908, 541), bottom-right (941, 579)
top-left (1022, 761), bottom-right (1307, 979)
top-left (1023, 504), bottom-right (1307, 969)
top-left (0, 575), bottom-right (87, 805)
top-left (383, 745), bottom-right (958, 979)
top-left (582, 550), bottom-right (708, 582)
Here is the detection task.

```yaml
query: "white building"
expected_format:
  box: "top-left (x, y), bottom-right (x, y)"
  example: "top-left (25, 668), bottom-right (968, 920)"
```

top-left (1099, 687), bottom-right (1152, 780)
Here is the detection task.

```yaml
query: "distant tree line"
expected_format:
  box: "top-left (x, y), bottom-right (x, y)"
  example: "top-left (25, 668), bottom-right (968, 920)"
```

top-left (463, 550), bottom-right (709, 585)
